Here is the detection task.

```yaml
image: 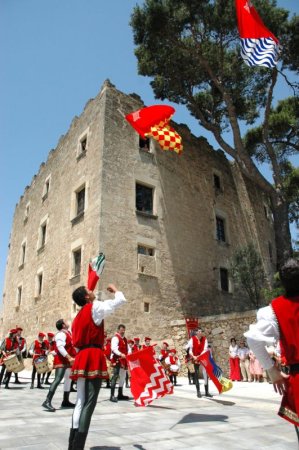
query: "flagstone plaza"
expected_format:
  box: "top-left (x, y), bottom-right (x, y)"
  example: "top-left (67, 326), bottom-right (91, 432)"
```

top-left (0, 372), bottom-right (296, 450)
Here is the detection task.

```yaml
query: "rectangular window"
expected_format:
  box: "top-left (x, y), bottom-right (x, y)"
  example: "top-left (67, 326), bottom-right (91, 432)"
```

top-left (214, 174), bottom-right (221, 190)
top-left (216, 216), bottom-right (226, 242)
top-left (138, 245), bottom-right (155, 256)
top-left (76, 187), bottom-right (85, 216)
top-left (139, 137), bottom-right (150, 152)
top-left (136, 183), bottom-right (154, 215)
top-left (220, 268), bottom-right (229, 292)
top-left (80, 136), bottom-right (87, 153)
top-left (144, 302), bottom-right (150, 312)
top-left (41, 223), bottom-right (47, 247)
top-left (17, 286), bottom-right (22, 307)
top-left (21, 242), bottom-right (26, 265)
top-left (37, 273), bottom-right (43, 296)
top-left (73, 248), bottom-right (82, 276)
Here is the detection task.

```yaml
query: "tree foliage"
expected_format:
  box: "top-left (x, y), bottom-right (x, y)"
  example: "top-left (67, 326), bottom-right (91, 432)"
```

top-left (230, 243), bottom-right (265, 308)
top-left (131, 0), bottom-right (299, 265)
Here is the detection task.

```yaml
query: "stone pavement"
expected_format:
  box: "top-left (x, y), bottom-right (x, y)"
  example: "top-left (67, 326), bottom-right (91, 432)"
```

top-left (0, 371), bottom-right (297, 450)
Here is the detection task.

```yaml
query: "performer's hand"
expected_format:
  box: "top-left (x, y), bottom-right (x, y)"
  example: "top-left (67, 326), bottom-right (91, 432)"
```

top-left (268, 366), bottom-right (289, 395)
top-left (120, 353), bottom-right (126, 359)
top-left (107, 284), bottom-right (117, 293)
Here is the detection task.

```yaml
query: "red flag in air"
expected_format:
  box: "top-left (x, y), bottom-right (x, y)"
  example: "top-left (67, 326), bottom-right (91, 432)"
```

top-left (87, 253), bottom-right (106, 291)
top-left (127, 346), bottom-right (173, 406)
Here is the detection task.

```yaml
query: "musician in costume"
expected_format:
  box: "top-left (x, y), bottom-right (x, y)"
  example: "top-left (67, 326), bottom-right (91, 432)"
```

top-left (68, 283), bottom-right (127, 450)
top-left (103, 337), bottom-right (112, 388)
top-left (110, 324), bottom-right (129, 402)
top-left (159, 342), bottom-right (170, 362)
top-left (245, 258), bottom-right (299, 442)
top-left (0, 328), bottom-right (18, 389)
top-left (14, 327), bottom-right (26, 384)
top-left (142, 336), bottom-right (152, 349)
top-left (42, 320), bottom-right (76, 412)
top-left (132, 337), bottom-right (141, 352)
top-left (30, 332), bottom-right (47, 389)
top-left (164, 348), bottom-right (180, 386)
top-left (186, 328), bottom-right (212, 398)
top-left (41, 332), bottom-right (55, 385)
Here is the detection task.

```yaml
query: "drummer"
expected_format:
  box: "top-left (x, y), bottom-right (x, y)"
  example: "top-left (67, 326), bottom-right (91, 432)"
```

top-left (41, 332), bottom-right (55, 385)
top-left (0, 328), bottom-right (18, 389)
top-left (30, 332), bottom-right (47, 389)
top-left (14, 327), bottom-right (26, 384)
top-left (159, 342), bottom-right (170, 362)
top-left (164, 348), bottom-right (181, 386)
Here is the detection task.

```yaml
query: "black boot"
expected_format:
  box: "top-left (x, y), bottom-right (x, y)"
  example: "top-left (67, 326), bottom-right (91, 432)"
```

top-left (61, 391), bottom-right (75, 408)
top-left (37, 374), bottom-right (44, 389)
top-left (68, 428), bottom-right (78, 450)
top-left (14, 373), bottom-right (21, 384)
top-left (196, 384), bottom-right (202, 398)
top-left (42, 391), bottom-right (56, 412)
top-left (204, 383), bottom-right (213, 398)
top-left (30, 383), bottom-right (34, 389)
top-left (4, 372), bottom-right (12, 389)
top-left (73, 431), bottom-right (88, 450)
top-left (110, 387), bottom-right (118, 402)
top-left (70, 381), bottom-right (77, 392)
top-left (117, 387), bottom-right (129, 400)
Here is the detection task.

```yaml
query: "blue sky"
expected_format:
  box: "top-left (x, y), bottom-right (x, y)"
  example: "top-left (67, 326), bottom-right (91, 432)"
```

top-left (0, 0), bottom-right (298, 305)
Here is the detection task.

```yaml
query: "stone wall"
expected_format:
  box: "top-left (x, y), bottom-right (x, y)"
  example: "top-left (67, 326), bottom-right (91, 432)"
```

top-left (169, 310), bottom-right (257, 377)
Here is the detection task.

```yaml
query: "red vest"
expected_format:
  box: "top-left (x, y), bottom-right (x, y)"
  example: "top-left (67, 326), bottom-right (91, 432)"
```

top-left (72, 303), bottom-right (105, 348)
top-left (17, 336), bottom-right (26, 351)
top-left (110, 333), bottom-right (128, 367)
top-left (53, 330), bottom-right (76, 368)
top-left (132, 344), bottom-right (140, 353)
top-left (272, 295), bottom-right (299, 364)
top-left (160, 349), bottom-right (169, 360)
top-left (192, 335), bottom-right (206, 356)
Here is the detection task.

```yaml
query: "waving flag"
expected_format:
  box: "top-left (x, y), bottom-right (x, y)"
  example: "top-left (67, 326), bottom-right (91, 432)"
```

top-left (87, 253), bottom-right (105, 291)
top-left (126, 105), bottom-right (183, 155)
top-left (127, 346), bottom-right (173, 406)
top-left (197, 350), bottom-right (233, 394)
top-left (235, 0), bottom-right (279, 68)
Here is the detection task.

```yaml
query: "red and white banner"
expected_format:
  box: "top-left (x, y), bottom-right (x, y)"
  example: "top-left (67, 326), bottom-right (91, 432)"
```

top-left (127, 346), bottom-right (173, 406)
top-left (87, 253), bottom-right (105, 291)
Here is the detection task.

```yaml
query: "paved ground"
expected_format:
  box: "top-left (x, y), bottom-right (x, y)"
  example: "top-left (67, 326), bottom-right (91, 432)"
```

top-left (0, 371), bottom-right (297, 450)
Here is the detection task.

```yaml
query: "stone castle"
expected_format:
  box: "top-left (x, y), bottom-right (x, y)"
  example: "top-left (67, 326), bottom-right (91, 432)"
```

top-left (0, 80), bottom-right (276, 371)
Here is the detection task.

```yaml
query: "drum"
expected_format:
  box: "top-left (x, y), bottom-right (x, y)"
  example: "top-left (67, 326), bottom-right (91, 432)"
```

top-left (186, 360), bottom-right (195, 374)
top-left (170, 364), bottom-right (179, 374)
top-left (47, 354), bottom-right (54, 372)
top-left (4, 354), bottom-right (25, 373)
top-left (34, 356), bottom-right (49, 374)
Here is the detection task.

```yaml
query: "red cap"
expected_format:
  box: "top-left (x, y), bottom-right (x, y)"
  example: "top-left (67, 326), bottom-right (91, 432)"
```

top-left (9, 328), bottom-right (17, 334)
top-left (128, 339), bottom-right (134, 344)
top-left (144, 337), bottom-right (151, 341)
top-left (170, 348), bottom-right (176, 353)
top-left (134, 337), bottom-right (140, 342)
top-left (38, 332), bottom-right (46, 338)
top-left (163, 342), bottom-right (169, 346)
top-left (16, 326), bottom-right (23, 332)
top-left (47, 332), bottom-right (55, 338)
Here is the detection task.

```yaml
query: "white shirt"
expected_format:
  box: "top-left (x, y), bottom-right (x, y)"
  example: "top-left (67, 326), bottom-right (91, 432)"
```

top-left (237, 347), bottom-right (249, 360)
top-left (55, 331), bottom-right (68, 357)
top-left (91, 291), bottom-right (126, 326)
top-left (244, 305), bottom-right (279, 370)
top-left (229, 344), bottom-right (239, 358)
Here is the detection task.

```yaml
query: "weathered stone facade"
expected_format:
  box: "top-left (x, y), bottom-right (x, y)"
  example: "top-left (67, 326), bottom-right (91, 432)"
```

top-left (1, 81), bottom-right (275, 361)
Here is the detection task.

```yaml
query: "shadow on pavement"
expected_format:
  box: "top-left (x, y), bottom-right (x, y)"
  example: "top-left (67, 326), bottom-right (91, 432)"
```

top-left (176, 412), bottom-right (229, 425)
top-left (91, 447), bottom-right (121, 450)
top-left (208, 398), bottom-right (235, 406)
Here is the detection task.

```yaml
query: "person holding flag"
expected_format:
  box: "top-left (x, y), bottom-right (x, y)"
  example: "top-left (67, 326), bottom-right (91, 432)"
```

top-left (186, 328), bottom-right (213, 398)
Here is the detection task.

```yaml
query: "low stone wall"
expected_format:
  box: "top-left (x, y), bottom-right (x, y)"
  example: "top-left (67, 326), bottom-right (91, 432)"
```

top-left (170, 310), bottom-right (257, 377)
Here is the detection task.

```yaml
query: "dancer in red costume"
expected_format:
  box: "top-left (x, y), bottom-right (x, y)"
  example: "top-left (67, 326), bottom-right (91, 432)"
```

top-left (68, 283), bottom-right (127, 450)
top-left (245, 259), bottom-right (299, 442)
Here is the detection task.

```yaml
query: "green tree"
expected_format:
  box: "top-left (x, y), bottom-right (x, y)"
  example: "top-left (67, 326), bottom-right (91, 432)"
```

top-left (230, 243), bottom-right (265, 308)
top-left (130, 0), bottom-right (299, 266)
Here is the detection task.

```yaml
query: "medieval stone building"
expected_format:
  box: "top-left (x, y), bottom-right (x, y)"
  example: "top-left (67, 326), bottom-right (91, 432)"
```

top-left (0, 80), bottom-right (276, 371)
